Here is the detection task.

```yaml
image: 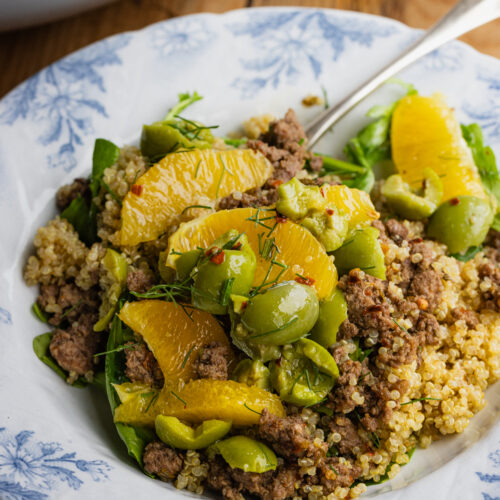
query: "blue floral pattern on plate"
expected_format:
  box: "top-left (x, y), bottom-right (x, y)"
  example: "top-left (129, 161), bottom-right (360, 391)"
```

top-left (477, 446), bottom-right (500, 499)
top-left (0, 427), bottom-right (111, 500)
top-left (0, 307), bottom-right (12, 325)
top-left (150, 16), bottom-right (215, 57)
top-left (0, 35), bottom-right (131, 172)
top-left (227, 10), bottom-right (397, 97)
top-left (463, 68), bottom-right (500, 142)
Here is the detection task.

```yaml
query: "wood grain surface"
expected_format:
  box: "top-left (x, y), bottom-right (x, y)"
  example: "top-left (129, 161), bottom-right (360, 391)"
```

top-left (0, 0), bottom-right (498, 98)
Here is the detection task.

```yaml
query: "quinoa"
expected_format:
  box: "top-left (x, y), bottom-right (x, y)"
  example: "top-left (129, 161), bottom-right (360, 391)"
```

top-left (23, 109), bottom-right (500, 500)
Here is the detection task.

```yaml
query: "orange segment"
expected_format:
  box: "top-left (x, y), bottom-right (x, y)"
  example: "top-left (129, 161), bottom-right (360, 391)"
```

top-left (166, 207), bottom-right (337, 299)
top-left (322, 184), bottom-right (379, 230)
top-left (391, 94), bottom-right (487, 202)
top-left (120, 149), bottom-right (273, 246)
top-left (114, 379), bottom-right (285, 427)
top-left (119, 300), bottom-right (234, 384)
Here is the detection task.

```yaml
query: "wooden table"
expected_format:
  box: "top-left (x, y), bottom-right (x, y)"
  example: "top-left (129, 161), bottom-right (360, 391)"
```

top-left (1, 0), bottom-right (499, 98)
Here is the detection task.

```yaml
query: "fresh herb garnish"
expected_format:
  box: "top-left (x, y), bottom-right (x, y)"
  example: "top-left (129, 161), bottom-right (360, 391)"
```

top-left (194, 159), bottom-right (202, 178)
top-left (144, 392), bottom-right (159, 413)
top-left (392, 317), bottom-right (409, 334)
top-left (164, 92), bottom-right (203, 121)
top-left (94, 342), bottom-right (140, 358)
top-left (181, 204), bottom-right (212, 214)
top-left (215, 153), bottom-right (234, 198)
top-left (170, 391), bottom-right (188, 406)
top-left (249, 316), bottom-right (299, 339)
top-left (243, 403), bottom-right (262, 415)
top-left (369, 431), bottom-right (381, 449)
top-left (220, 278), bottom-right (235, 306)
top-left (224, 137), bottom-right (248, 147)
top-left (59, 299), bottom-right (83, 321)
top-left (400, 397), bottom-right (442, 406)
top-left (101, 180), bottom-right (122, 206)
top-left (321, 86), bottom-right (329, 109)
top-left (181, 346), bottom-right (196, 369)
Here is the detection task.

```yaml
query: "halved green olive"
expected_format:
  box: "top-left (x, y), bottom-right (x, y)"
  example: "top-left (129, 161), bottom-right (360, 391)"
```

top-left (155, 415), bottom-right (231, 450)
top-left (141, 119), bottom-right (213, 159)
top-left (301, 210), bottom-right (349, 252)
top-left (332, 226), bottom-right (386, 279)
top-left (382, 168), bottom-right (443, 220)
top-left (240, 281), bottom-right (319, 345)
top-left (276, 177), bottom-right (325, 220)
top-left (192, 232), bottom-right (256, 315)
top-left (232, 359), bottom-right (271, 390)
top-left (94, 249), bottom-right (127, 331)
top-left (269, 339), bottom-right (338, 406)
top-left (310, 288), bottom-right (347, 348)
top-left (212, 436), bottom-right (277, 473)
top-left (427, 195), bottom-right (493, 254)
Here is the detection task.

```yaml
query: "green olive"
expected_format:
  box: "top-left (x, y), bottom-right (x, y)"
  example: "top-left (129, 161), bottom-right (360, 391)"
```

top-left (310, 288), bottom-right (347, 348)
top-left (276, 177), bottom-right (325, 220)
top-left (141, 119), bottom-right (213, 159)
top-left (427, 196), bottom-right (494, 254)
top-left (155, 416), bottom-right (231, 450)
top-left (240, 281), bottom-right (319, 345)
top-left (94, 249), bottom-right (127, 332)
top-left (301, 210), bottom-right (349, 252)
top-left (212, 436), bottom-right (277, 473)
top-left (175, 249), bottom-right (202, 281)
top-left (382, 168), bottom-right (443, 220)
top-left (232, 359), bottom-right (271, 390)
top-left (192, 232), bottom-right (256, 315)
top-left (332, 226), bottom-right (386, 279)
top-left (269, 339), bottom-right (338, 406)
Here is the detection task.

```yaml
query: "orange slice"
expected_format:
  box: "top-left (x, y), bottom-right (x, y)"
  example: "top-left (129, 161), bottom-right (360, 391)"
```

top-left (391, 94), bottom-right (487, 202)
top-left (114, 379), bottom-right (285, 427)
top-left (120, 149), bottom-right (273, 246)
top-left (119, 300), bottom-right (234, 384)
top-left (166, 207), bottom-right (337, 299)
top-left (322, 184), bottom-right (379, 230)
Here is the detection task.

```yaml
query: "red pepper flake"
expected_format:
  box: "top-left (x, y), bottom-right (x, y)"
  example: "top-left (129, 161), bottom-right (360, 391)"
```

top-left (295, 275), bottom-right (316, 286)
top-left (241, 300), bottom-right (248, 311)
top-left (276, 215), bottom-right (287, 224)
top-left (450, 197), bottom-right (460, 206)
top-left (205, 247), bottom-right (225, 264)
top-left (268, 179), bottom-right (284, 188)
top-left (276, 357), bottom-right (282, 367)
top-left (232, 242), bottom-right (242, 250)
top-left (131, 184), bottom-right (143, 196)
top-left (320, 187), bottom-right (326, 198)
top-left (326, 208), bottom-right (335, 215)
top-left (410, 238), bottom-right (423, 244)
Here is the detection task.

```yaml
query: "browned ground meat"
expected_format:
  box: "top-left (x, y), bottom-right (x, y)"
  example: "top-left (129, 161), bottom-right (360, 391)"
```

top-left (486, 229), bottom-right (500, 250)
top-left (258, 409), bottom-right (327, 460)
top-left (479, 261), bottom-right (500, 310)
top-left (328, 415), bottom-right (366, 455)
top-left (125, 343), bottom-right (164, 388)
top-left (38, 282), bottom-right (100, 326)
top-left (330, 346), bottom-right (363, 414)
top-left (316, 457), bottom-right (362, 492)
top-left (337, 318), bottom-right (359, 341)
top-left (126, 268), bottom-right (156, 294)
top-left (451, 307), bottom-right (479, 329)
top-left (218, 187), bottom-right (279, 210)
top-left (56, 178), bottom-right (90, 211)
top-left (415, 311), bottom-right (441, 344)
top-left (338, 269), bottom-right (394, 334)
top-left (194, 342), bottom-right (231, 380)
top-left (207, 457), bottom-right (298, 500)
top-left (49, 313), bottom-right (101, 375)
top-left (143, 442), bottom-right (184, 481)
top-left (408, 268), bottom-right (443, 310)
top-left (372, 218), bottom-right (408, 246)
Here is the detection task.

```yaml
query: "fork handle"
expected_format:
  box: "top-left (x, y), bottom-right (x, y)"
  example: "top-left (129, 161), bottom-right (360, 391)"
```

top-left (305, 0), bottom-right (500, 148)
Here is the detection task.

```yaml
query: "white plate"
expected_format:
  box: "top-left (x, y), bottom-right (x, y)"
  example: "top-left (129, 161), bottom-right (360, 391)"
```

top-left (0, 8), bottom-right (499, 500)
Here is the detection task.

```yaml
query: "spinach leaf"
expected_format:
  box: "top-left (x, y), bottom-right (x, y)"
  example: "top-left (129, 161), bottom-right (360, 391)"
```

top-left (32, 332), bottom-right (87, 388)
top-left (90, 138), bottom-right (120, 197)
top-left (164, 91), bottom-right (203, 121)
top-left (461, 123), bottom-right (500, 231)
top-left (105, 315), bottom-right (154, 467)
top-left (32, 302), bottom-right (49, 323)
top-left (450, 245), bottom-right (483, 262)
top-left (61, 195), bottom-right (96, 246)
top-left (61, 138), bottom-right (120, 246)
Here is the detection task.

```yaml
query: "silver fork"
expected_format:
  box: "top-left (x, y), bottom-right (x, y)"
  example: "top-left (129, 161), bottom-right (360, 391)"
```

top-left (305, 0), bottom-right (500, 148)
